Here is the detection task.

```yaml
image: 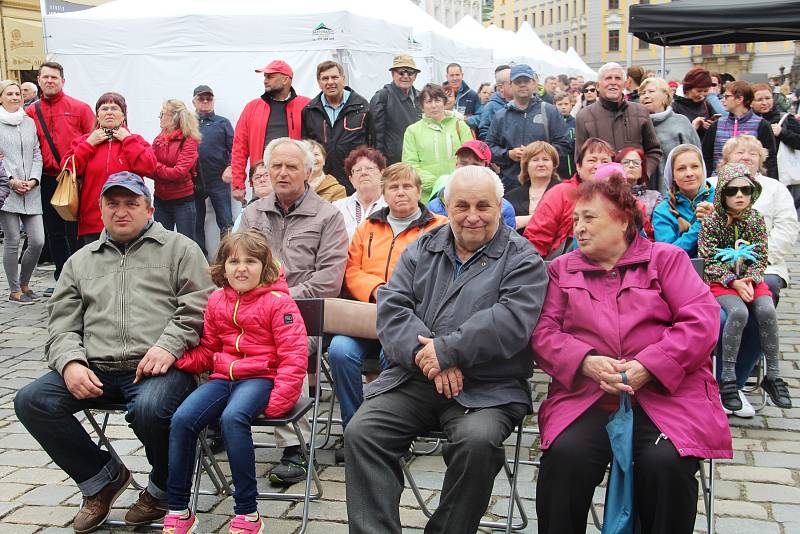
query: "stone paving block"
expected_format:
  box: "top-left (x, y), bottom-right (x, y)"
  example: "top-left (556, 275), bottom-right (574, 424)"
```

top-left (713, 499), bottom-right (768, 519)
top-left (745, 481), bottom-right (800, 503)
top-left (746, 428), bottom-right (800, 441)
top-left (319, 466), bottom-right (344, 483)
top-left (0, 523), bottom-right (39, 533)
top-left (285, 500), bottom-right (349, 522)
top-left (765, 440), bottom-right (800, 453)
top-left (0, 433), bottom-right (42, 450)
top-left (0, 450), bottom-right (52, 467)
top-left (766, 417), bottom-right (800, 431)
top-left (752, 451), bottom-right (800, 469)
top-left (0, 501), bottom-right (21, 519)
top-left (304, 520), bottom-right (350, 534)
top-left (717, 465), bottom-right (796, 485)
top-left (713, 517), bottom-right (780, 534)
top-left (0, 482), bottom-right (33, 501)
top-left (772, 502), bottom-right (800, 523)
top-left (3, 504), bottom-right (77, 526)
top-left (18, 484), bottom-right (79, 506)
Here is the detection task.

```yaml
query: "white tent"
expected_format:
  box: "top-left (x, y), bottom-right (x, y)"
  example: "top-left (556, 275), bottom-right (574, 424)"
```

top-left (566, 47), bottom-right (596, 78)
top-left (44, 0), bottom-right (494, 141)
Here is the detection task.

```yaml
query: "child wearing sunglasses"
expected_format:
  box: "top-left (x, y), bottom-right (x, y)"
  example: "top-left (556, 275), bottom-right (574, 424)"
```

top-left (698, 163), bottom-right (791, 412)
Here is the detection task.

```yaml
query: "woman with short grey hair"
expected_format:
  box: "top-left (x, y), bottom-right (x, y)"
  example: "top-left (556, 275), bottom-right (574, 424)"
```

top-left (0, 79), bottom-right (43, 304)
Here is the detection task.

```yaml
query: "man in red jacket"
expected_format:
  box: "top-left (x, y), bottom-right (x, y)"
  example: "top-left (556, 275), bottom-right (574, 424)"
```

top-left (25, 62), bottom-right (94, 294)
top-left (226, 60), bottom-right (309, 203)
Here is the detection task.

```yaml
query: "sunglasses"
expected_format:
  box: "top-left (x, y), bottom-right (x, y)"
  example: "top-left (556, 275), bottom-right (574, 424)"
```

top-left (583, 88), bottom-right (596, 93)
top-left (394, 69), bottom-right (418, 77)
top-left (722, 185), bottom-right (754, 197)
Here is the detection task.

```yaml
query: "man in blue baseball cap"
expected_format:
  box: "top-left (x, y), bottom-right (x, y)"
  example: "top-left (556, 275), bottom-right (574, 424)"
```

top-left (15, 171), bottom-right (214, 532)
top-left (487, 63), bottom-right (571, 192)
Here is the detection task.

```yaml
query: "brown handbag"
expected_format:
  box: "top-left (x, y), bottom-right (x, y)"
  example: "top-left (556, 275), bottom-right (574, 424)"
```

top-left (50, 155), bottom-right (79, 221)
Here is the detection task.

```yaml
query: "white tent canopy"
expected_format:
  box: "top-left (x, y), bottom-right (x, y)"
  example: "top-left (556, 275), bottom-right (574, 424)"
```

top-left (44, 0), bottom-right (494, 141)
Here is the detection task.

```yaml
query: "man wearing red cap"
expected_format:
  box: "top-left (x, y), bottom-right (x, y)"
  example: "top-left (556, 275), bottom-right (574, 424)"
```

top-left (226, 60), bottom-right (309, 202)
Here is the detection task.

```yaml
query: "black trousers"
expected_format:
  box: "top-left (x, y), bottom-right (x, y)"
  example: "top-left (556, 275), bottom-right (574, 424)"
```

top-left (40, 173), bottom-right (78, 280)
top-left (536, 405), bottom-right (700, 534)
top-left (344, 374), bottom-right (527, 534)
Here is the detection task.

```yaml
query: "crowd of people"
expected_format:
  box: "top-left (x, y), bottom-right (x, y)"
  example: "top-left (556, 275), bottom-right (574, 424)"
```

top-left (4, 54), bottom-right (799, 534)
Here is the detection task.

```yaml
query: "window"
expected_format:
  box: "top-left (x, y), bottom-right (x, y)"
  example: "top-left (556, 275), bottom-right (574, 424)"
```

top-left (735, 42), bottom-right (748, 53)
top-left (540, 10), bottom-right (545, 25)
top-left (565, 4), bottom-right (569, 19)
top-left (574, 35), bottom-right (578, 49)
top-left (515, 16), bottom-right (519, 30)
top-left (638, 38), bottom-right (650, 50)
top-left (558, 6), bottom-right (561, 22)
top-left (564, 38), bottom-right (569, 50)
top-left (640, 0), bottom-right (650, 4)
top-left (582, 33), bottom-right (587, 55)
top-left (549, 8), bottom-right (553, 23)
top-left (609, 30), bottom-right (620, 51)
top-left (574, 0), bottom-right (578, 14)
top-left (701, 44), bottom-right (714, 55)
top-left (609, 0), bottom-right (619, 9)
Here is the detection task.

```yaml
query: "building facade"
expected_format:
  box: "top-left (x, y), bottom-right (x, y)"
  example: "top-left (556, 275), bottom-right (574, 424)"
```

top-left (492, 0), bottom-right (795, 82)
top-left (412, 0), bottom-right (484, 28)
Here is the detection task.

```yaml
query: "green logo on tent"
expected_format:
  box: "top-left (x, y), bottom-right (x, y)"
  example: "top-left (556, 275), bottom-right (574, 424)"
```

top-left (314, 23), bottom-right (332, 31)
top-left (313, 22), bottom-right (335, 41)
top-left (407, 36), bottom-right (422, 51)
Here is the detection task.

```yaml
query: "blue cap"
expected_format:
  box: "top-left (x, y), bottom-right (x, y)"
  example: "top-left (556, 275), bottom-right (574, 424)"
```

top-left (510, 64), bottom-right (536, 81)
top-left (101, 171), bottom-right (152, 200)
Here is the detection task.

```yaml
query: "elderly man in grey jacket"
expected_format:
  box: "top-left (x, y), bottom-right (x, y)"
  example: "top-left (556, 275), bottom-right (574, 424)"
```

top-left (14, 172), bottom-right (213, 534)
top-left (344, 166), bottom-right (548, 534)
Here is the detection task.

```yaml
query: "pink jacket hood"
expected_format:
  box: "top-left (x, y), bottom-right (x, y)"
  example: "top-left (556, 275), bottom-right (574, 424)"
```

top-left (532, 236), bottom-right (732, 459)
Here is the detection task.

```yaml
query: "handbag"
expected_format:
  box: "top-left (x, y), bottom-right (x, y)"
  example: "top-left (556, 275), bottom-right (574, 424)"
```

top-left (602, 373), bottom-right (635, 534)
top-left (776, 113), bottom-right (800, 186)
top-left (50, 155), bottom-right (80, 221)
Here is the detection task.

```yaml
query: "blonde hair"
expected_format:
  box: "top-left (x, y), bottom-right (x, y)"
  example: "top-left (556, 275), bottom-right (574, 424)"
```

top-left (162, 99), bottom-right (201, 141)
top-left (518, 141), bottom-right (560, 185)
top-left (639, 77), bottom-right (672, 107)
top-left (382, 162), bottom-right (422, 192)
top-left (0, 80), bottom-right (21, 99)
top-left (719, 134), bottom-right (768, 176)
top-left (668, 144), bottom-right (704, 234)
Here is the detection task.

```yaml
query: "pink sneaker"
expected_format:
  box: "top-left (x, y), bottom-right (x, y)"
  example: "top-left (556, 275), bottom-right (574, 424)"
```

top-left (161, 512), bottom-right (197, 534)
top-left (227, 514), bottom-right (265, 534)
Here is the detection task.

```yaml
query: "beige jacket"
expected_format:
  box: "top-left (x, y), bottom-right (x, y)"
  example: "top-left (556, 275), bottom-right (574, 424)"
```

top-left (46, 222), bottom-right (214, 374)
top-left (239, 189), bottom-right (348, 299)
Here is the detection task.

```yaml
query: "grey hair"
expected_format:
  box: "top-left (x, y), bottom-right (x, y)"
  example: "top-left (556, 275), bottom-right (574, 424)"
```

top-left (598, 62), bottom-right (625, 79)
top-left (263, 137), bottom-right (316, 174)
top-left (444, 165), bottom-right (505, 204)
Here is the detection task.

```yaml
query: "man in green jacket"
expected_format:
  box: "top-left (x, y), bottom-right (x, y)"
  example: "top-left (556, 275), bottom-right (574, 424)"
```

top-left (15, 172), bottom-right (214, 534)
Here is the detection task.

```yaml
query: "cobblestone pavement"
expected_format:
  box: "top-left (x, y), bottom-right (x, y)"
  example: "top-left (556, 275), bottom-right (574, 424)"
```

top-left (0, 252), bottom-right (797, 534)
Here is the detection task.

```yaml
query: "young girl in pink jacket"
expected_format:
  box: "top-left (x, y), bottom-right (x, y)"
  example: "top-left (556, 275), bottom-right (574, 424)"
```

top-left (163, 230), bottom-right (307, 534)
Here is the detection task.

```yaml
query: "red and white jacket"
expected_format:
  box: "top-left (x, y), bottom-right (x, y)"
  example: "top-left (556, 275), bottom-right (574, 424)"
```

top-left (175, 274), bottom-right (308, 418)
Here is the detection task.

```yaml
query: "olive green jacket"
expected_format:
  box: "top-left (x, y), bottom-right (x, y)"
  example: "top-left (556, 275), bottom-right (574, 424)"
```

top-left (46, 222), bottom-right (214, 374)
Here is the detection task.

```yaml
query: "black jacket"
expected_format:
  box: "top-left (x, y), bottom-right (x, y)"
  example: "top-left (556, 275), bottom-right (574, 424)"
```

top-left (671, 95), bottom-right (712, 141)
top-left (370, 83), bottom-right (421, 165)
top-left (301, 87), bottom-right (372, 193)
top-left (757, 105), bottom-right (800, 151)
top-left (196, 112), bottom-right (233, 183)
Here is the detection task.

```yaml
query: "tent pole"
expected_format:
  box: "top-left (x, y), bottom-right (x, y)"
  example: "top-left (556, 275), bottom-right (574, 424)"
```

top-left (660, 45), bottom-right (666, 77)
top-left (39, 0), bottom-right (49, 56)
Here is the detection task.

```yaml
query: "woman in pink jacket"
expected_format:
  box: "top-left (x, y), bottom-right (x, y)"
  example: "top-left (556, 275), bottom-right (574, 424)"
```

top-left (532, 174), bottom-right (732, 534)
top-left (165, 230), bottom-right (307, 534)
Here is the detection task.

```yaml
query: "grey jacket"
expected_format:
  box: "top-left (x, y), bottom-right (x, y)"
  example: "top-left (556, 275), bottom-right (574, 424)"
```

top-left (370, 223), bottom-right (548, 409)
top-left (46, 222), bottom-right (214, 374)
top-left (0, 115), bottom-right (42, 214)
top-left (239, 188), bottom-right (348, 299)
top-left (650, 108), bottom-right (701, 194)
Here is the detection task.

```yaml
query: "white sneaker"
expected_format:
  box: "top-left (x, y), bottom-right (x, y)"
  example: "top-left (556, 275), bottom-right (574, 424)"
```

top-left (733, 390), bottom-right (755, 418)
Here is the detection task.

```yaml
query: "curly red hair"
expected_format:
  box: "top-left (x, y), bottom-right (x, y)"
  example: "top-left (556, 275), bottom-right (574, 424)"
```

top-left (573, 173), bottom-right (643, 243)
top-left (614, 146), bottom-right (648, 186)
top-left (343, 145), bottom-right (387, 177)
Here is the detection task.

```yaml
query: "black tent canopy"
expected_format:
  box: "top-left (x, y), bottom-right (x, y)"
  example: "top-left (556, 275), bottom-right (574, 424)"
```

top-left (629, 0), bottom-right (800, 46)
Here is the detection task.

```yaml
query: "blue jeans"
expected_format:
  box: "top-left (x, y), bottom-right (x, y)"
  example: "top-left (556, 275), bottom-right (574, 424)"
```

top-left (167, 378), bottom-right (273, 514)
top-left (194, 180), bottom-right (233, 255)
top-left (154, 196), bottom-right (196, 243)
top-left (715, 274), bottom-right (784, 388)
top-left (328, 335), bottom-right (387, 429)
top-left (14, 367), bottom-right (195, 498)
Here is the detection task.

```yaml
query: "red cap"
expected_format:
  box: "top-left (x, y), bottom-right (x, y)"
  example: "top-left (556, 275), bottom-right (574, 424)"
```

top-left (456, 140), bottom-right (492, 163)
top-left (255, 60), bottom-right (293, 78)
top-left (668, 80), bottom-right (679, 89)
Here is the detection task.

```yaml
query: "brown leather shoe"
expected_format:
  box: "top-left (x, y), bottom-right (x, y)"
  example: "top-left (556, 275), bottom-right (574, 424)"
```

top-left (124, 489), bottom-right (168, 525)
top-left (73, 464), bottom-right (132, 533)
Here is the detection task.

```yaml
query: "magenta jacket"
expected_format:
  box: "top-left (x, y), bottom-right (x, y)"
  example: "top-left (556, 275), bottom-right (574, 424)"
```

top-left (532, 235), bottom-right (732, 459)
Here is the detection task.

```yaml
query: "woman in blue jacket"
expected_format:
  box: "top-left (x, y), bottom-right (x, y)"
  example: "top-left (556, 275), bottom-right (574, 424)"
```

top-left (652, 144), bottom-right (714, 256)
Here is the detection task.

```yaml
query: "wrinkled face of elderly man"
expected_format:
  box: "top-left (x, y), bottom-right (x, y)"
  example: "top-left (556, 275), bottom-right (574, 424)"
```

top-left (444, 167), bottom-right (502, 259)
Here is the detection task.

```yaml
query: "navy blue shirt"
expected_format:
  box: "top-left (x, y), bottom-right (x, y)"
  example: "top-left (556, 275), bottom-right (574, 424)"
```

top-left (197, 111), bottom-right (233, 183)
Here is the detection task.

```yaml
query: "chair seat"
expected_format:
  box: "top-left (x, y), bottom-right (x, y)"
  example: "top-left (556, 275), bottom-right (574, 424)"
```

top-left (84, 402), bottom-right (128, 412)
top-left (252, 398), bottom-right (314, 427)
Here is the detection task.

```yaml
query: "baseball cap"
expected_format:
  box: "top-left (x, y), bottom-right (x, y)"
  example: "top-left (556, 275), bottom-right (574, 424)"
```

top-left (193, 85), bottom-right (213, 97)
top-left (510, 64), bottom-right (536, 82)
top-left (101, 171), bottom-right (152, 201)
top-left (255, 60), bottom-right (293, 78)
top-left (456, 140), bottom-right (492, 163)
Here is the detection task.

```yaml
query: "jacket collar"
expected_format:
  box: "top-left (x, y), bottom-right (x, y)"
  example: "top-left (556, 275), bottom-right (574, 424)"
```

top-left (309, 87), bottom-right (365, 112)
top-left (599, 96), bottom-right (626, 112)
top-left (505, 96), bottom-right (541, 113)
top-left (256, 187), bottom-right (325, 217)
top-left (88, 220), bottom-right (168, 253)
top-left (261, 87), bottom-right (297, 105)
top-left (425, 220), bottom-right (511, 260)
top-left (368, 202), bottom-right (434, 228)
top-left (565, 234), bottom-right (652, 273)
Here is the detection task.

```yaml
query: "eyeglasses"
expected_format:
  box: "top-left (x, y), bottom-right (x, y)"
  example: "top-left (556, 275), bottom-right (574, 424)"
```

top-left (722, 185), bottom-right (754, 197)
top-left (196, 96), bottom-right (213, 102)
top-left (583, 88), bottom-right (596, 93)
top-left (620, 159), bottom-right (642, 167)
top-left (352, 165), bottom-right (379, 175)
top-left (394, 69), bottom-right (418, 77)
top-left (711, 83), bottom-right (719, 88)
top-left (722, 93), bottom-right (735, 100)
top-left (251, 172), bottom-right (269, 183)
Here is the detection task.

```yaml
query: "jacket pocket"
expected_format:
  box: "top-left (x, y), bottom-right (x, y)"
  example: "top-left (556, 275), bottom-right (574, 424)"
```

top-left (344, 111), bottom-right (367, 132)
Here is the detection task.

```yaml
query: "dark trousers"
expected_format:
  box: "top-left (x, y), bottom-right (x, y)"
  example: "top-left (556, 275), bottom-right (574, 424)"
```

top-left (39, 173), bottom-right (78, 280)
top-left (194, 181), bottom-right (233, 256)
top-left (536, 405), bottom-right (700, 534)
top-left (14, 367), bottom-right (195, 498)
top-left (344, 375), bottom-right (527, 534)
top-left (154, 196), bottom-right (196, 243)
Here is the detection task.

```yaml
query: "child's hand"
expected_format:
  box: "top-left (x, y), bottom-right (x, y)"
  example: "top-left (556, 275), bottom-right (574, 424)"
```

top-left (731, 278), bottom-right (754, 303)
top-left (695, 201), bottom-right (714, 220)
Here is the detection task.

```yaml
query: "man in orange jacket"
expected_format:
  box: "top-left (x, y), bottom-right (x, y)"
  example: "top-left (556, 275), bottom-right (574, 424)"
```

top-left (226, 60), bottom-right (309, 202)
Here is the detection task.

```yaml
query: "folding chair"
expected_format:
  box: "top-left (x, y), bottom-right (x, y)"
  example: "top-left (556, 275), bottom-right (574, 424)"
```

top-left (401, 421), bottom-right (529, 533)
top-left (195, 298), bottom-right (325, 534)
top-left (83, 404), bottom-right (204, 530)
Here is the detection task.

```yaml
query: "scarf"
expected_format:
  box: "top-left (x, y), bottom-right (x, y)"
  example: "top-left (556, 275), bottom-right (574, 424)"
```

top-left (0, 106), bottom-right (25, 126)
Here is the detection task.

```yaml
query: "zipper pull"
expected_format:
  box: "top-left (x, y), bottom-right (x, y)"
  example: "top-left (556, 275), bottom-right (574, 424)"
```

top-left (655, 433), bottom-right (669, 445)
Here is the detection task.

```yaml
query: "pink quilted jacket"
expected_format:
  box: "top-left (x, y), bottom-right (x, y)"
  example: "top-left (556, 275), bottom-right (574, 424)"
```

top-left (176, 274), bottom-right (308, 417)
